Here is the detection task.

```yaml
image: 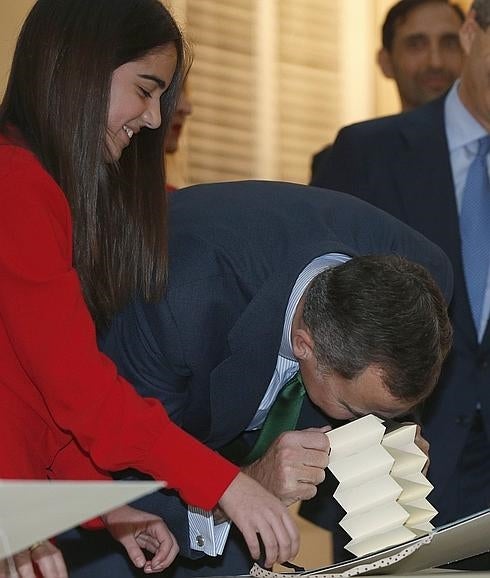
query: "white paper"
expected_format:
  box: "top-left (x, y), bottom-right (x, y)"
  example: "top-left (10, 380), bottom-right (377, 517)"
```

top-left (333, 475), bottom-right (402, 515)
top-left (328, 445), bottom-right (394, 487)
top-left (326, 415), bottom-right (437, 557)
top-left (328, 414), bottom-right (384, 457)
top-left (0, 479), bottom-right (164, 559)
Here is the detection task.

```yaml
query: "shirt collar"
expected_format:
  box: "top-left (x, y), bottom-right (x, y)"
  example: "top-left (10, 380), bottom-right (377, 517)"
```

top-left (445, 80), bottom-right (488, 152)
top-left (279, 254), bottom-right (349, 360)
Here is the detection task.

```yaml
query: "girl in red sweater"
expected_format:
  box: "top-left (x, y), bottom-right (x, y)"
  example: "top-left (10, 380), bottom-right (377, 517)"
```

top-left (0, 1), bottom-right (298, 576)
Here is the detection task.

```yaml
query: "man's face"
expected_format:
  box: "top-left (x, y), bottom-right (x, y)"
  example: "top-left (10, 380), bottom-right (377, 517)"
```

top-left (300, 360), bottom-right (417, 421)
top-left (459, 13), bottom-right (490, 133)
top-left (378, 2), bottom-right (464, 111)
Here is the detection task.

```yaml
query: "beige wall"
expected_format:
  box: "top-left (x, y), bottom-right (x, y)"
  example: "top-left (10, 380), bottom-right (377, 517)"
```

top-left (0, 1), bottom-right (33, 99)
top-left (0, 0), bottom-right (471, 119)
top-left (0, 0), bottom-right (396, 116)
top-left (375, 0), bottom-right (402, 116)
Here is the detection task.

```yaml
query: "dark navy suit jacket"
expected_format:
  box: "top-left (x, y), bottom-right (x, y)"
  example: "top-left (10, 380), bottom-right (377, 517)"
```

top-left (310, 97), bottom-right (490, 528)
top-left (59, 181), bottom-right (452, 577)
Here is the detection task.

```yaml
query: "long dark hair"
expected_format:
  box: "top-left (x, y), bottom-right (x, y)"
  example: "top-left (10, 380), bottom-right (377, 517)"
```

top-left (0, 0), bottom-right (189, 329)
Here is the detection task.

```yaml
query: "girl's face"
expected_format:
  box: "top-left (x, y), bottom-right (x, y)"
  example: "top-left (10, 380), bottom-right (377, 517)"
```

top-left (106, 43), bottom-right (178, 162)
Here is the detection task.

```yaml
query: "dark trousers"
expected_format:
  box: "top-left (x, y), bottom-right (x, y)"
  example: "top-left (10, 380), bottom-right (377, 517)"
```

top-left (440, 411), bottom-right (490, 570)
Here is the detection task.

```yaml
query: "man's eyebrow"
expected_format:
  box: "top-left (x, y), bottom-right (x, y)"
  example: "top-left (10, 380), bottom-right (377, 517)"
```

top-left (440, 32), bottom-right (461, 41)
top-left (402, 33), bottom-right (428, 43)
top-left (342, 402), bottom-right (365, 419)
top-left (138, 74), bottom-right (166, 89)
top-left (343, 401), bottom-right (402, 421)
top-left (350, 405), bottom-right (396, 421)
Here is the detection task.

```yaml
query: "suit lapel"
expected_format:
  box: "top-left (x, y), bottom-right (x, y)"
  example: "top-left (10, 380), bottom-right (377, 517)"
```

top-left (206, 264), bottom-right (295, 448)
top-left (394, 101), bottom-right (459, 258)
top-left (394, 99), bottom-right (477, 346)
top-left (207, 243), bottom-right (356, 448)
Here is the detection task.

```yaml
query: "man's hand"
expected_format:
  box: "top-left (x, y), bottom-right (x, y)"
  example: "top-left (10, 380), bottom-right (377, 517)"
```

top-left (103, 505), bottom-right (179, 574)
top-left (413, 423), bottom-right (430, 475)
top-left (243, 426), bottom-right (331, 507)
top-left (218, 471), bottom-right (300, 569)
top-left (0, 541), bottom-right (67, 578)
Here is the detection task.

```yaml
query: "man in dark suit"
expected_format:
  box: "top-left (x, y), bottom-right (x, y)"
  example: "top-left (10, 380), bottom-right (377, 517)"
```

top-left (311, 0), bottom-right (464, 182)
top-left (308, 0), bottom-right (490, 565)
top-left (59, 181), bottom-right (452, 577)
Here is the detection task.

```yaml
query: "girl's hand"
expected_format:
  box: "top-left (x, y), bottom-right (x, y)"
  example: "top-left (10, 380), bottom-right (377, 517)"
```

top-left (0, 541), bottom-right (67, 578)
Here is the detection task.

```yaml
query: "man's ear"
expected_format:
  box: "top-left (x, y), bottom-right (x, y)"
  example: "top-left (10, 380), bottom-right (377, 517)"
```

top-left (292, 328), bottom-right (315, 361)
top-left (377, 47), bottom-right (395, 79)
top-left (460, 10), bottom-right (479, 56)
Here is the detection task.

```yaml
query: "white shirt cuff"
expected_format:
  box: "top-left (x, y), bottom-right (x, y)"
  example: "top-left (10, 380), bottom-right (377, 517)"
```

top-left (188, 506), bottom-right (231, 556)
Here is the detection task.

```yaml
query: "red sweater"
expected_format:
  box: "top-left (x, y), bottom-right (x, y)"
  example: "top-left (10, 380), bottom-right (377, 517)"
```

top-left (0, 132), bottom-right (238, 510)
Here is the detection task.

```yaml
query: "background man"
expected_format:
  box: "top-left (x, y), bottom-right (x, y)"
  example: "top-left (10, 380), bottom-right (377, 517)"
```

top-left (59, 181), bottom-right (452, 577)
top-left (309, 0), bottom-right (490, 568)
top-left (311, 0), bottom-right (464, 182)
top-left (378, 0), bottom-right (464, 111)
top-left (165, 85), bottom-right (192, 192)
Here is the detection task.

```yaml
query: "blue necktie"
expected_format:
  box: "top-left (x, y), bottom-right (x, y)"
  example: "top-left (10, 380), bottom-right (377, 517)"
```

top-left (460, 135), bottom-right (490, 336)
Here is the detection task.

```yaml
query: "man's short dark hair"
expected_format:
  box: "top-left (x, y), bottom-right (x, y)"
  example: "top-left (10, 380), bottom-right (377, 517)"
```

top-left (302, 255), bottom-right (452, 403)
top-left (382, 0), bottom-right (465, 51)
top-left (472, 0), bottom-right (490, 30)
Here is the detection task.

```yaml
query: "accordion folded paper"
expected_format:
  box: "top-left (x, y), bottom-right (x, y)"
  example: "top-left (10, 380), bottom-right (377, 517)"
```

top-left (0, 479), bottom-right (164, 559)
top-left (326, 415), bottom-right (437, 557)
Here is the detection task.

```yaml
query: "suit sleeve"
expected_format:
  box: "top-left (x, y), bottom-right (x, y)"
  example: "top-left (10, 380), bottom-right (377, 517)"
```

top-left (99, 296), bottom-right (211, 559)
top-left (99, 299), bottom-right (191, 426)
top-left (99, 263), bottom-right (241, 557)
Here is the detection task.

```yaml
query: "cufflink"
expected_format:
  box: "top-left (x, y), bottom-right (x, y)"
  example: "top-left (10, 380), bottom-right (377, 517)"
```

top-left (196, 535), bottom-right (205, 547)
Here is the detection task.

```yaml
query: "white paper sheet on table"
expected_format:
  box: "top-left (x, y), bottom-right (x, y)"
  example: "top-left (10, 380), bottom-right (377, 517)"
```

top-left (0, 479), bottom-right (164, 559)
top-left (249, 508), bottom-right (490, 577)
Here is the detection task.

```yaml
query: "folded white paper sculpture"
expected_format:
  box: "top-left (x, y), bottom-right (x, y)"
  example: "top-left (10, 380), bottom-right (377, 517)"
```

top-left (326, 414), bottom-right (437, 557)
top-left (0, 479), bottom-right (164, 559)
